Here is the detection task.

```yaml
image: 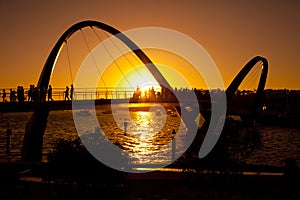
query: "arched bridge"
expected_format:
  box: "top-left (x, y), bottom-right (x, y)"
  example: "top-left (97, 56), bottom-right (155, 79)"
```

top-left (19, 20), bottom-right (268, 162)
top-left (22, 20), bottom-right (175, 161)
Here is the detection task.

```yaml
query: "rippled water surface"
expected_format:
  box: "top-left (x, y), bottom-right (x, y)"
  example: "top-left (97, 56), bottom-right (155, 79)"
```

top-left (0, 104), bottom-right (299, 166)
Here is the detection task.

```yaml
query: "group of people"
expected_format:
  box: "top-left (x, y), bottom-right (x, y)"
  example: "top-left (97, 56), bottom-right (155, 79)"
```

top-left (64, 84), bottom-right (74, 100)
top-left (27, 84), bottom-right (45, 102)
top-left (1, 86), bottom-right (26, 102)
top-left (1, 84), bottom-right (74, 102)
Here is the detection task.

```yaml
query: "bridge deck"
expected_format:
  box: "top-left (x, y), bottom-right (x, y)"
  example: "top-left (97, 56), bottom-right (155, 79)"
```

top-left (0, 99), bottom-right (112, 112)
top-left (0, 99), bottom-right (183, 112)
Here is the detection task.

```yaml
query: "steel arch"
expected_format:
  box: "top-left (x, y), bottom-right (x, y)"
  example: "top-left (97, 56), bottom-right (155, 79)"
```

top-left (226, 56), bottom-right (268, 121)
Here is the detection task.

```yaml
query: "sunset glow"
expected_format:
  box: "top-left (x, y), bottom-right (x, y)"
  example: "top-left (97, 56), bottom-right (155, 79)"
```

top-left (96, 48), bottom-right (207, 92)
top-left (0, 2), bottom-right (299, 199)
top-left (0, 1), bottom-right (299, 90)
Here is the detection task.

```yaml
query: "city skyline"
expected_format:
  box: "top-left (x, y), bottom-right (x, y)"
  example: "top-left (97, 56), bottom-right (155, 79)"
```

top-left (0, 0), bottom-right (299, 89)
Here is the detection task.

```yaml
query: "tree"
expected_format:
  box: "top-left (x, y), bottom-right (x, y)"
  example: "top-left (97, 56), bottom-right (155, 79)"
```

top-left (203, 117), bottom-right (262, 172)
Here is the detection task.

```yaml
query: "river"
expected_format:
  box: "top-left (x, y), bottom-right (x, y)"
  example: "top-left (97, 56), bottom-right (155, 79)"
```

top-left (0, 104), bottom-right (299, 167)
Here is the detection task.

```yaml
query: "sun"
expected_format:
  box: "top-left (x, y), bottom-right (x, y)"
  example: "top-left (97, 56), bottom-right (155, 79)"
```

top-left (114, 65), bottom-right (160, 90)
top-left (96, 48), bottom-right (205, 92)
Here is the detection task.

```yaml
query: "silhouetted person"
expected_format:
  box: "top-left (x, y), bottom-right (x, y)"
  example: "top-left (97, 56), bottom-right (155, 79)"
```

top-left (32, 87), bottom-right (39, 101)
top-left (17, 86), bottom-right (25, 102)
top-left (9, 89), bottom-right (16, 102)
top-left (47, 85), bottom-right (53, 101)
top-left (28, 84), bottom-right (34, 101)
top-left (9, 89), bottom-right (12, 102)
top-left (65, 86), bottom-right (70, 100)
top-left (2, 89), bottom-right (6, 102)
top-left (6, 122), bottom-right (12, 154)
top-left (17, 86), bottom-right (21, 102)
top-left (20, 86), bottom-right (25, 101)
top-left (70, 84), bottom-right (74, 100)
top-left (40, 86), bottom-right (46, 101)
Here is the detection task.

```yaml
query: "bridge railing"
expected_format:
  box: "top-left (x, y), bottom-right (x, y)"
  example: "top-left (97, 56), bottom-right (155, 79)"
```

top-left (0, 87), bottom-right (136, 102)
top-left (52, 87), bottom-right (137, 101)
top-left (69, 87), bottom-right (136, 101)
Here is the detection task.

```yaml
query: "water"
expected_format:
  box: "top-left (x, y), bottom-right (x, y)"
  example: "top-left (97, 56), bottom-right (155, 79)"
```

top-left (0, 104), bottom-right (299, 167)
top-left (247, 125), bottom-right (300, 166)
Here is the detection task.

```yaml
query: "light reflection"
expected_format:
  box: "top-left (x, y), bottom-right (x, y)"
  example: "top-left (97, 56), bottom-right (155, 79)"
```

top-left (134, 168), bottom-right (183, 172)
top-left (97, 103), bottom-right (186, 164)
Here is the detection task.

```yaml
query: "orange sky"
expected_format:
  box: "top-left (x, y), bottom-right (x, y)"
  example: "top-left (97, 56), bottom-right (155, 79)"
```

top-left (0, 0), bottom-right (299, 90)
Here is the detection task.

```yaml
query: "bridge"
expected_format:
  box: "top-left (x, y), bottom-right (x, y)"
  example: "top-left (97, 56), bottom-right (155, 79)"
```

top-left (0, 86), bottom-right (134, 112)
top-left (3, 20), bottom-right (267, 162)
top-left (0, 86), bottom-right (210, 112)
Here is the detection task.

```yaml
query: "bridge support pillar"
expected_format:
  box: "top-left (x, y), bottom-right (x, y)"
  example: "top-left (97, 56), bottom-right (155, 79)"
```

top-left (21, 104), bottom-right (49, 162)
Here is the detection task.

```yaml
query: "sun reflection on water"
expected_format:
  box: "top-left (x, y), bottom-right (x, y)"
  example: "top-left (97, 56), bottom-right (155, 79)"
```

top-left (97, 103), bottom-right (187, 164)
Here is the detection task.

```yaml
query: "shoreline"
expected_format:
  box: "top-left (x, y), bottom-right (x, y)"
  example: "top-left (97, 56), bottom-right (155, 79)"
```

top-left (0, 160), bottom-right (293, 200)
top-left (0, 159), bottom-right (286, 180)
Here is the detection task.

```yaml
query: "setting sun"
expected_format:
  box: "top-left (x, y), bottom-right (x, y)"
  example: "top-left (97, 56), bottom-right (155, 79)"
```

top-left (97, 49), bottom-right (208, 92)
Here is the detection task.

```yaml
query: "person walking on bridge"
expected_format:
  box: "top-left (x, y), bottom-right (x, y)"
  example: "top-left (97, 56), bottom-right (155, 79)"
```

top-left (28, 84), bottom-right (34, 101)
top-left (65, 86), bottom-right (70, 100)
top-left (48, 85), bottom-right (53, 101)
top-left (9, 89), bottom-right (16, 102)
top-left (2, 89), bottom-right (6, 102)
top-left (70, 84), bottom-right (74, 100)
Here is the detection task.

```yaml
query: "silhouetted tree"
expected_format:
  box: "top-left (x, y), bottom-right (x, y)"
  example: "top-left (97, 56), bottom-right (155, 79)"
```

top-left (203, 117), bottom-right (262, 173)
top-left (46, 137), bottom-right (125, 184)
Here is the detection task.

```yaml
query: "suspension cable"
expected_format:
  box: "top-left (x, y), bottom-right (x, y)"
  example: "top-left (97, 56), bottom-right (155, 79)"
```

top-left (97, 28), bottom-right (146, 81)
top-left (80, 28), bottom-right (108, 90)
top-left (239, 61), bottom-right (262, 91)
top-left (90, 27), bottom-right (133, 88)
top-left (65, 40), bottom-right (74, 84)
